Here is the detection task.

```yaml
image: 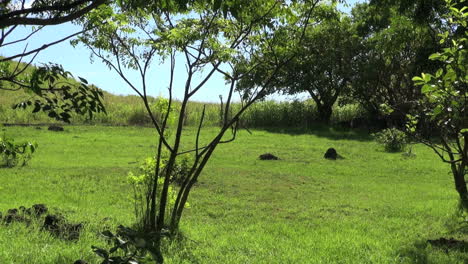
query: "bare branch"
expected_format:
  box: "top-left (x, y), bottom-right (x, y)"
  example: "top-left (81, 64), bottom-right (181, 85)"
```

top-left (0, 29), bottom-right (86, 62)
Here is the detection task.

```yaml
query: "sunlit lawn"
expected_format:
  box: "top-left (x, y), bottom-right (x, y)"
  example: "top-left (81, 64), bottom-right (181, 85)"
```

top-left (0, 125), bottom-right (466, 263)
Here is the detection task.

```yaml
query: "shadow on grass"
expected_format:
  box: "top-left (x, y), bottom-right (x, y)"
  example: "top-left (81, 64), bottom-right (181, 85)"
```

top-left (398, 238), bottom-right (468, 264)
top-left (257, 124), bottom-right (374, 142)
top-left (163, 231), bottom-right (203, 264)
top-left (398, 240), bottom-right (432, 264)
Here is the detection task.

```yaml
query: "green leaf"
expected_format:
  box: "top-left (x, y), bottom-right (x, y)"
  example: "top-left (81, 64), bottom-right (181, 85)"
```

top-left (422, 73), bottom-right (432, 82)
top-left (421, 84), bottom-right (436, 94)
top-left (429, 53), bottom-right (441, 60)
top-left (432, 105), bottom-right (443, 117)
top-left (78, 77), bottom-right (88, 84)
top-left (32, 103), bottom-right (41, 113)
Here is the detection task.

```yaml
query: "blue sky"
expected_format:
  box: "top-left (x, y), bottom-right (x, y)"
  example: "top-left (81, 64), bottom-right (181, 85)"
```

top-left (1, 1), bottom-right (363, 102)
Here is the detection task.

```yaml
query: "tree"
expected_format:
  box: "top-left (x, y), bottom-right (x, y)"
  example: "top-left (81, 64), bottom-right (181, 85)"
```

top-left (0, 0), bottom-right (107, 122)
top-left (348, 2), bottom-right (443, 124)
top-left (78, 0), bottom-right (319, 262)
top-left (277, 5), bottom-right (357, 123)
top-left (411, 0), bottom-right (468, 207)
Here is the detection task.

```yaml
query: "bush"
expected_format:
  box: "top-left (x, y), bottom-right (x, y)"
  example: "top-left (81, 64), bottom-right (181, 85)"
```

top-left (127, 108), bottom-right (152, 126)
top-left (127, 153), bottom-right (192, 228)
top-left (0, 134), bottom-right (37, 167)
top-left (373, 128), bottom-right (408, 152)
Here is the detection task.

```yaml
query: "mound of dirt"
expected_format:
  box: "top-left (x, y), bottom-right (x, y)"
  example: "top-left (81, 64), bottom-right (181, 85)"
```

top-left (324, 148), bottom-right (344, 160)
top-left (48, 125), bottom-right (64, 131)
top-left (259, 153), bottom-right (279, 160)
top-left (1, 204), bottom-right (83, 241)
top-left (43, 214), bottom-right (83, 241)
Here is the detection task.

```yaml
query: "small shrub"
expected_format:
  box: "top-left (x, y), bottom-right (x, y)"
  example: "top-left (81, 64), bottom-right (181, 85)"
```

top-left (127, 108), bottom-right (152, 126)
top-left (373, 128), bottom-right (408, 152)
top-left (127, 153), bottom-right (192, 229)
top-left (171, 154), bottom-right (194, 185)
top-left (0, 134), bottom-right (37, 167)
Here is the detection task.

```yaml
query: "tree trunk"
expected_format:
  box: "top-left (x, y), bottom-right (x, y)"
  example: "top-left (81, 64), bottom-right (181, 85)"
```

top-left (452, 163), bottom-right (468, 209)
top-left (317, 104), bottom-right (332, 123)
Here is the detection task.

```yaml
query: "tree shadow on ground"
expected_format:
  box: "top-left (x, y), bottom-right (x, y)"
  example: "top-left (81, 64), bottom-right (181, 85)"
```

top-left (398, 238), bottom-right (468, 264)
top-left (257, 124), bottom-right (374, 142)
top-left (163, 231), bottom-right (203, 264)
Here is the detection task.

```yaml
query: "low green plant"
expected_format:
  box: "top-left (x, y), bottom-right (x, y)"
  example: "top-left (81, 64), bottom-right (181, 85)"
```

top-left (127, 154), bottom-right (192, 231)
top-left (119, 154), bottom-right (193, 263)
top-left (373, 128), bottom-right (408, 152)
top-left (92, 226), bottom-right (160, 264)
top-left (0, 134), bottom-right (37, 167)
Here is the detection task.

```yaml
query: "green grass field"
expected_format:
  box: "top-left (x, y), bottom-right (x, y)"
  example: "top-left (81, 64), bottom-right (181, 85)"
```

top-left (0, 125), bottom-right (467, 263)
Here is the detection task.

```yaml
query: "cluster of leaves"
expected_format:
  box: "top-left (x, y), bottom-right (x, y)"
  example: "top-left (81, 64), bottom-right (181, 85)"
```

top-left (93, 225), bottom-right (163, 264)
top-left (128, 153), bottom-right (193, 185)
top-left (343, 1), bottom-right (444, 120)
top-left (127, 153), bottom-right (193, 227)
top-left (411, 2), bottom-right (467, 137)
top-left (0, 134), bottom-right (37, 167)
top-left (373, 128), bottom-right (408, 152)
top-left (409, 0), bottom-right (468, 207)
top-left (283, 5), bottom-right (357, 122)
top-left (10, 63), bottom-right (106, 123)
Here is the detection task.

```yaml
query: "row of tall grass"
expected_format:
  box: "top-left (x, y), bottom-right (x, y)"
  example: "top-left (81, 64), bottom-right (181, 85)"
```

top-left (0, 88), bottom-right (364, 127)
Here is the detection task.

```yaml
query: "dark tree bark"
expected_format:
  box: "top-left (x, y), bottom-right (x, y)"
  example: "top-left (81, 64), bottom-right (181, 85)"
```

top-left (316, 103), bottom-right (333, 123)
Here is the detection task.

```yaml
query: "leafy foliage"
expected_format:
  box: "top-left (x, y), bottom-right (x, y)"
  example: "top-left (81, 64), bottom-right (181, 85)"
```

top-left (127, 154), bottom-right (192, 228)
top-left (4, 63), bottom-right (107, 123)
top-left (410, 0), bottom-right (468, 207)
top-left (238, 4), bottom-right (357, 123)
top-left (373, 128), bottom-right (408, 152)
top-left (0, 133), bottom-right (37, 167)
top-left (92, 225), bottom-right (162, 264)
top-left (348, 2), bottom-right (443, 119)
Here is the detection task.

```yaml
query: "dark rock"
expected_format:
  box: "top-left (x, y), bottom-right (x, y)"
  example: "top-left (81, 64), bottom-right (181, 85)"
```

top-left (259, 153), bottom-right (279, 160)
top-left (48, 125), bottom-right (64, 131)
top-left (74, 260), bottom-right (88, 264)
